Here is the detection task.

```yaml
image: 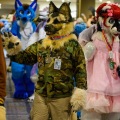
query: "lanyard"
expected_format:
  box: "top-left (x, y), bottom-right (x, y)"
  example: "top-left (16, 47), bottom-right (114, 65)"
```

top-left (102, 30), bottom-right (114, 51)
top-left (102, 30), bottom-right (115, 69)
top-left (102, 30), bottom-right (118, 79)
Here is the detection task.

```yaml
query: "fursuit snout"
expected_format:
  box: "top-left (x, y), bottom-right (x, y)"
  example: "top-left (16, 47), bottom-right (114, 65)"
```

top-left (45, 24), bottom-right (60, 35)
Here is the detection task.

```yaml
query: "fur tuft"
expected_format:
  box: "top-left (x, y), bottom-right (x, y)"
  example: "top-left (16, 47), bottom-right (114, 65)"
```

top-left (70, 88), bottom-right (86, 111)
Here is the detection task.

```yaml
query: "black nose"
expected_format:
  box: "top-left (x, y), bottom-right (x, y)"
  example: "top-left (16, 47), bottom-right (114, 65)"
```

top-left (44, 25), bottom-right (50, 31)
top-left (8, 42), bottom-right (14, 49)
top-left (22, 17), bottom-right (27, 22)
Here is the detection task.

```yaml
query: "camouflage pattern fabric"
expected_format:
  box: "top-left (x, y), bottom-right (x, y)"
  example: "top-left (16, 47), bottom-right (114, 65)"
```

top-left (11, 38), bottom-right (87, 98)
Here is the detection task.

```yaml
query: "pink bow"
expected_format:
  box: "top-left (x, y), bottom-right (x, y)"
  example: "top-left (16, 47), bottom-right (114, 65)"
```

top-left (107, 9), bottom-right (113, 17)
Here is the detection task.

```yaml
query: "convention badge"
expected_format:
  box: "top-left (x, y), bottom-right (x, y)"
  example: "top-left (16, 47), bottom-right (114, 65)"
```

top-left (109, 51), bottom-right (113, 59)
top-left (54, 57), bottom-right (61, 70)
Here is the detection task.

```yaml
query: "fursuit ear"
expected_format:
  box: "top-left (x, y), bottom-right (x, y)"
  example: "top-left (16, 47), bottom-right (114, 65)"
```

top-left (30, 0), bottom-right (37, 11)
top-left (49, 1), bottom-right (58, 14)
top-left (68, 2), bottom-right (71, 6)
top-left (59, 2), bottom-right (72, 22)
top-left (15, 0), bottom-right (22, 10)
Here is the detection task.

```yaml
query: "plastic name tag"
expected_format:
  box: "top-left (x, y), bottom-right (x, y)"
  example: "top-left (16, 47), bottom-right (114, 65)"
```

top-left (54, 58), bottom-right (61, 70)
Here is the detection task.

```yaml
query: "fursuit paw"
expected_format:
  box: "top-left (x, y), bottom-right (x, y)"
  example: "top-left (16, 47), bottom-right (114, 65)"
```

top-left (0, 106), bottom-right (6, 120)
top-left (83, 42), bottom-right (96, 61)
top-left (13, 91), bottom-right (28, 99)
top-left (1, 32), bottom-right (22, 55)
top-left (27, 94), bottom-right (35, 102)
top-left (70, 88), bottom-right (86, 112)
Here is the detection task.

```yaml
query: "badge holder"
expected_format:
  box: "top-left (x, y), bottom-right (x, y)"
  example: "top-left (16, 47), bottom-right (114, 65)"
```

top-left (54, 57), bottom-right (61, 70)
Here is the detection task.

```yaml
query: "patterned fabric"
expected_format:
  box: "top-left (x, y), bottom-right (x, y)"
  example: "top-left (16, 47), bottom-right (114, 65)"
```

top-left (11, 36), bottom-right (87, 98)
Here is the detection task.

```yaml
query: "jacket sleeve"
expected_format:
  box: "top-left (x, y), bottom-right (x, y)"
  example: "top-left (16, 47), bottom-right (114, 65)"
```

top-left (73, 41), bottom-right (87, 89)
top-left (0, 35), bottom-right (6, 103)
top-left (11, 42), bottom-right (38, 65)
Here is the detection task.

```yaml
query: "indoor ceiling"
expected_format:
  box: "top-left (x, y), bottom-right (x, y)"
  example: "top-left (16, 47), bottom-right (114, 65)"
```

top-left (0, 0), bottom-right (115, 9)
top-left (0, 0), bottom-right (117, 9)
top-left (0, 0), bottom-right (118, 15)
top-left (0, 0), bottom-right (76, 15)
top-left (0, 0), bottom-right (75, 10)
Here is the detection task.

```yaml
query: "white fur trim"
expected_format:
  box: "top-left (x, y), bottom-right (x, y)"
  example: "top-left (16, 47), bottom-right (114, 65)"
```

top-left (70, 88), bottom-right (86, 111)
top-left (102, 5), bottom-right (111, 11)
top-left (26, 32), bottom-right (38, 48)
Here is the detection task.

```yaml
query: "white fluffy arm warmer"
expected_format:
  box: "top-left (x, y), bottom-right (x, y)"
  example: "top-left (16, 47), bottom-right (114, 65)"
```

top-left (70, 88), bottom-right (86, 111)
top-left (83, 42), bottom-right (96, 61)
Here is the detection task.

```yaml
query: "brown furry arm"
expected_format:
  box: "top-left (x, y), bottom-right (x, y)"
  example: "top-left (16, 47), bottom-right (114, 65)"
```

top-left (0, 35), bottom-right (6, 103)
top-left (10, 42), bottom-right (38, 65)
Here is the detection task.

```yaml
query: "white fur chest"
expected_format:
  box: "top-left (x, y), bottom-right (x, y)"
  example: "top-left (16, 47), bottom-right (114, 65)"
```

top-left (17, 21), bottom-right (34, 50)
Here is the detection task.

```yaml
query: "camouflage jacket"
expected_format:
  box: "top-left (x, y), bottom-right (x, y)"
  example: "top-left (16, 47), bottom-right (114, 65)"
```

top-left (11, 35), bottom-right (87, 98)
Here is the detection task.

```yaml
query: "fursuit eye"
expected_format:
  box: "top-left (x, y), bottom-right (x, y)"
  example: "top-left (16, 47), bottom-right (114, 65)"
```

top-left (53, 19), bottom-right (60, 24)
top-left (19, 10), bottom-right (24, 15)
top-left (109, 18), bottom-right (115, 24)
top-left (27, 11), bottom-right (31, 16)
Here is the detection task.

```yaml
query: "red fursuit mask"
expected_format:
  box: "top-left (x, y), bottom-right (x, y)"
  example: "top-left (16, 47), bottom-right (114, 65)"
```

top-left (96, 3), bottom-right (120, 19)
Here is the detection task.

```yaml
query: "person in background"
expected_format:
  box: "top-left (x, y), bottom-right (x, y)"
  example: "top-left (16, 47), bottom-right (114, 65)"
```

top-left (74, 17), bottom-right (87, 38)
top-left (87, 14), bottom-right (96, 28)
top-left (0, 22), bottom-right (7, 120)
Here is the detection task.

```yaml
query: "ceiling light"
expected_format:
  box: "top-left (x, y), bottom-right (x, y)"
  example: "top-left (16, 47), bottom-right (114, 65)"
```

top-left (62, 0), bottom-right (65, 2)
top-left (99, 0), bottom-right (102, 2)
top-left (106, 1), bottom-right (111, 3)
top-left (46, 0), bottom-right (50, 1)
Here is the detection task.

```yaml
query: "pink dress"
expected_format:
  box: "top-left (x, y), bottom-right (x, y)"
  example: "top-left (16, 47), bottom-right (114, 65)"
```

top-left (86, 37), bottom-right (120, 113)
